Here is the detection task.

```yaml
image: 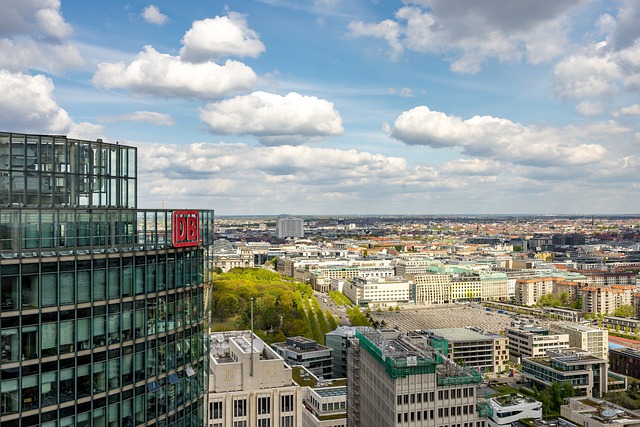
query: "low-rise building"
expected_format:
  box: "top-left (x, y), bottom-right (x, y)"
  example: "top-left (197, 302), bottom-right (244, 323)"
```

top-left (548, 323), bottom-right (608, 360)
top-left (505, 324), bottom-right (569, 363)
top-left (342, 276), bottom-right (411, 307)
top-left (487, 393), bottom-right (542, 427)
top-left (610, 346), bottom-right (640, 380)
top-left (294, 368), bottom-right (347, 427)
top-left (522, 348), bottom-right (608, 398)
top-left (272, 337), bottom-right (333, 379)
top-left (561, 397), bottom-right (640, 427)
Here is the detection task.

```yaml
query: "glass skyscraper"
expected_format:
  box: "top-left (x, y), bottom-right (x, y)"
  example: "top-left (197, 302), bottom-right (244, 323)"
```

top-left (0, 132), bottom-right (213, 426)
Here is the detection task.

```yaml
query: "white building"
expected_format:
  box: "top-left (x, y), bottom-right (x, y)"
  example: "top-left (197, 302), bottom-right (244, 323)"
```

top-left (342, 276), bottom-right (411, 307)
top-left (488, 394), bottom-right (542, 427)
top-left (548, 322), bottom-right (608, 360)
top-left (277, 216), bottom-right (304, 239)
top-left (208, 331), bottom-right (303, 427)
top-left (505, 324), bottom-right (569, 363)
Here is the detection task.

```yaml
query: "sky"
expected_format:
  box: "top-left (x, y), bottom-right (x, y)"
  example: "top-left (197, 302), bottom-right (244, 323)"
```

top-left (1, 0), bottom-right (640, 216)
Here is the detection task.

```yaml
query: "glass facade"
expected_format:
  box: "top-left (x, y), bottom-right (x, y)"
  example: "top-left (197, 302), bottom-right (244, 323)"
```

top-left (0, 132), bottom-right (213, 426)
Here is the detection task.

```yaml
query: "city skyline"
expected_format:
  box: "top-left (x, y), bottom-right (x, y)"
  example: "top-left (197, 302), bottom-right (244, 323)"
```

top-left (1, 1), bottom-right (639, 215)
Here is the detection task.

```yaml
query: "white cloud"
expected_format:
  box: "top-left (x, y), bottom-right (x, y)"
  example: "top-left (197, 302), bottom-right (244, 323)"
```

top-left (613, 104), bottom-right (640, 116)
top-left (180, 12), bottom-right (265, 62)
top-left (198, 91), bottom-right (343, 145)
top-left (0, 70), bottom-right (72, 133)
top-left (575, 101), bottom-right (604, 117)
top-left (349, 0), bottom-right (586, 73)
top-left (553, 47), bottom-right (621, 99)
top-left (0, 0), bottom-right (72, 40)
top-left (92, 46), bottom-right (256, 99)
top-left (390, 106), bottom-right (611, 166)
top-left (0, 0), bottom-right (83, 72)
top-left (106, 111), bottom-right (175, 126)
top-left (0, 37), bottom-right (83, 72)
top-left (67, 122), bottom-right (105, 141)
top-left (141, 5), bottom-right (169, 25)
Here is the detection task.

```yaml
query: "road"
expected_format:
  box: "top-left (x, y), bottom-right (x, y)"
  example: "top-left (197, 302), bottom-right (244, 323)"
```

top-left (314, 290), bottom-right (349, 326)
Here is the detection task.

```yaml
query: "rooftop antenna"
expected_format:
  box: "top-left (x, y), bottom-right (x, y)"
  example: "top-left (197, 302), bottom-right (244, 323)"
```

top-left (250, 297), bottom-right (254, 377)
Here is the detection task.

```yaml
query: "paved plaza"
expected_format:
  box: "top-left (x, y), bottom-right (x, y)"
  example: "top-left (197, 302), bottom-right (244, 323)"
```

top-left (369, 304), bottom-right (515, 334)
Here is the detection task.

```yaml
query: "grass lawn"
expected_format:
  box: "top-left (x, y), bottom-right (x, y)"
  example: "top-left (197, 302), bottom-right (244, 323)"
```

top-left (210, 317), bottom-right (238, 332)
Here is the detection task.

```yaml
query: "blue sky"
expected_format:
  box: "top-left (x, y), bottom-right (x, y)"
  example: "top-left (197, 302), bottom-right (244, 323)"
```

top-left (1, 0), bottom-right (639, 215)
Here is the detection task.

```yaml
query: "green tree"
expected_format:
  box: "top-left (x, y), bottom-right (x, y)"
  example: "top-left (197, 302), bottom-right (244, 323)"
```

top-left (215, 293), bottom-right (239, 320)
top-left (613, 305), bottom-right (636, 318)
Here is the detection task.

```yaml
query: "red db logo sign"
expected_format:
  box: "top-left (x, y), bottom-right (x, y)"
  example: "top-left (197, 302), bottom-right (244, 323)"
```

top-left (172, 211), bottom-right (200, 247)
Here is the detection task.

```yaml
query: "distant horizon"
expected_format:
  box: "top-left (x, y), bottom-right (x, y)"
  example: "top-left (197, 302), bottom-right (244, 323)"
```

top-left (1, 2), bottom-right (639, 214)
top-left (215, 213), bottom-right (640, 219)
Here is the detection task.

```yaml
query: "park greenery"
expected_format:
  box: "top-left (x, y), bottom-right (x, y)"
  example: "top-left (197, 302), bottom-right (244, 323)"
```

top-left (612, 304), bottom-right (636, 318)
top-left (210, 268), bottom-right (345, 344)
top-left (604, 381), bottom-right (640, 410)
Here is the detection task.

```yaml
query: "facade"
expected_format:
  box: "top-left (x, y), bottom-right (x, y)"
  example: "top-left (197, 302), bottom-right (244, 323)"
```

top-left (514, 277), bottom-right (555, 306)
top-left (426, 328), bottom-right (509, 374)
top-left (610, 346), bottom-right (640, 380)
top-left (342, 276), bottom-right (411, 307)
top-left (272, 337), bottom-right (333, 379)
top-left (309, 263), bottom-right (395, 293)
top-left (347, 328), bottom-right (490, 427)
top-left (0, 132), bottom-right (212, 426)
top-left (582, 284), bottom-right (635, 315)
top-left (505, 324), bottom-right (569, 363)
top-left (487, 394), bottom-right (542, 427)
top-left (521, 348), bottom-right (607, 398)
top-left (324, 326), bottom-right (357, 379)
top-left (276, 217), bottom-right (304, 239)
top-left (208, 331), bottom-right (303, 427)
top-left (548, 323), bottom-right (608, 360)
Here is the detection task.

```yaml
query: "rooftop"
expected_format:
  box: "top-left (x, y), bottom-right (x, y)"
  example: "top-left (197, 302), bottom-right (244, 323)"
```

top-left (426, 327), bottom-right (494, 342)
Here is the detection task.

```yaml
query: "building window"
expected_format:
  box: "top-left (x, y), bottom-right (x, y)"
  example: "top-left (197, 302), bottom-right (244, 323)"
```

top-left (210, 401), bottom-right (222, 419)
top-left (258, 419), bottom-right (271, 427)
top-left (280, 415), bottom-right (294, 427)
top-left (234, 398), bottom-right (247, 417)
top-left (281, 394), bottom-right (293, 413)
top-left (258, 396), bottom-right (271, 415)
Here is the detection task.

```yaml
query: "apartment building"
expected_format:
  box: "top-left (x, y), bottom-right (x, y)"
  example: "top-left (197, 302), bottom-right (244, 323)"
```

top-left (582, 284), bottom-right (635, 315)
top-left (208, 331), bottom-right (303, 427)
top-left (276, 216), bottom-right (304, 239)
top-left (514, 277), bottom-right (555, 306)
top-left (347, 328), bottom-right (490, 427)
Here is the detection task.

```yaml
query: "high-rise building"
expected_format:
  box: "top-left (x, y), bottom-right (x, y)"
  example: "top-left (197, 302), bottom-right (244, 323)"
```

top-left (0, 131), bottom-right (213, 426)
top-left (347, 328), bottom-right (490, 427)
top-left (276, 216), bottom-right (304, 239)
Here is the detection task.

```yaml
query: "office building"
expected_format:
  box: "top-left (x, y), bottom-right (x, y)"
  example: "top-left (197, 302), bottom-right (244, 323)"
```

top-left (609, 346), bottom-right (640, 380)
top-left (208, 331), bottom-right (303, 427)
top-left (272, 337), bottom-right (333, 379)
top-left (0, 131), bottom-right (213, 426)
top-left (347, 328), bottom-right (490, 427)
top-left (276, 217), bottom-right (304, 239)
top-left (342, 276), bottom-right (411, 308)
top-left (426, 328), bottom-right (509, 374)
top-left (548, 323), bottom-right (608, 360)
top-left (505, 324), bottom-right (569, 364)
top-left (324, 326), bottom-right (361, 379)
top-left (521, 348), bottom-right (607, 398)
top-left (487, 394), bottom-right (541, 427)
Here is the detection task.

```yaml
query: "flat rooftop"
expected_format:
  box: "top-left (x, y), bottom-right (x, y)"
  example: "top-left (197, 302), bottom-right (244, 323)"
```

top-left (427, 328), bottom-right (494, 342)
